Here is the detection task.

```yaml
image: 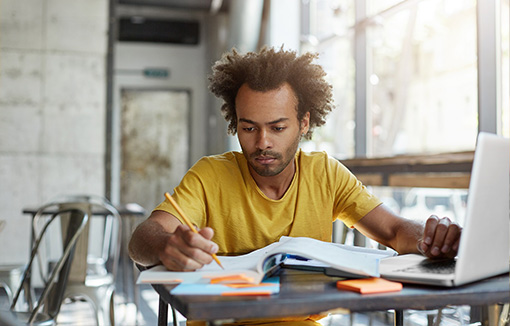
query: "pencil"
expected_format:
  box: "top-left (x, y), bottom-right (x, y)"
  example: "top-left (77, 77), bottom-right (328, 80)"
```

top-left (164, 192), bottom-right (224, 269)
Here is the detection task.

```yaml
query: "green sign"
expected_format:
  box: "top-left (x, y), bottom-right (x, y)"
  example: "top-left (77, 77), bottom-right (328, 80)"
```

top-left (143, 68), bottom-right (170, 78)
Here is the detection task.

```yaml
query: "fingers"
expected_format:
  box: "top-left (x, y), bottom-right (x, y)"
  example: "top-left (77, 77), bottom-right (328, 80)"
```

top-left (419, 215), bottom-right (461, 259)
top-left (159, 225), bottom-right (219, 271)
top-left (418, 215), bottom-right (438, 254)
top-left (198, 226), bottom-right (215, 241)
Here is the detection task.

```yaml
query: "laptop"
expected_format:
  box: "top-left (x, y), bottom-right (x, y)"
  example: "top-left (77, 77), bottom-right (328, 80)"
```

top-left (380, 132), bottom-right (510, 287)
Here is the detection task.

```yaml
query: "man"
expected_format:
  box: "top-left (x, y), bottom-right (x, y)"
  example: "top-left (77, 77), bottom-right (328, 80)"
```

top-left (128, 47), bottom-right (461, 325)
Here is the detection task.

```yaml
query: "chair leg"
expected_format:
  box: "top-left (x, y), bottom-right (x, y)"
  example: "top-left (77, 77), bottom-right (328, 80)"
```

top-left (65, 284), bottom-right (115, 326)
top-left (158, 296), bottom-right (168, 326)
top-left (94, 286), bottom-right (115, 326)
top-left (102, 288), bottom-right (115, 326)
top-left (110, 291), bottom-right (115, 326)
top-left (0, 282), bottom-right (13, 304)
top-left (394, 310), bottom-right (404, 326)
top-left (0, 265), bottom-right (25, 310)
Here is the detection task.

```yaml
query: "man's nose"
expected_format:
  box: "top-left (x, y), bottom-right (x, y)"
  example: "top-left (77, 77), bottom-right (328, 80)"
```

top-left (255, 130), bottom-right (272, 150)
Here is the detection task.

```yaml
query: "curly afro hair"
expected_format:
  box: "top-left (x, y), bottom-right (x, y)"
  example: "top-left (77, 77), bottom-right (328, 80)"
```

top-left (208, 46), bottom-right (334, 140)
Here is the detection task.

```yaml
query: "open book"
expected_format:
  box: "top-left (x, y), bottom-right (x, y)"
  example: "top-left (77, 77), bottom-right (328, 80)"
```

top-left (137, 236), bottom-right (396, 285)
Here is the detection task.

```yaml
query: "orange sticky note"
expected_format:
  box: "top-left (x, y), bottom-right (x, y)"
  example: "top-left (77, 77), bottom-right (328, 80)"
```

top-left (166, 279), bottom-right (183, 283)
top-left (336, 277), bottom-right (402, 294)
top-left (207, 274), bottom-right (255, 284)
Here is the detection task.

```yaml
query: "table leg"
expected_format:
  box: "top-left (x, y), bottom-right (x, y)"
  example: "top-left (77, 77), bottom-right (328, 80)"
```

top-left (158, 295), bottom-right (168, 326)
top-left (487, 304), bottom-right (504, 326)
top-left (394, 309), bottom-right (404, 326)
top-left (471, 304), bottom-right (504, 326)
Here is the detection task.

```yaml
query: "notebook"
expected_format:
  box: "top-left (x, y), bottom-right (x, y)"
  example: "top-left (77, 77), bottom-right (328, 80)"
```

top-left (380, 132), bottom-right (510, 287)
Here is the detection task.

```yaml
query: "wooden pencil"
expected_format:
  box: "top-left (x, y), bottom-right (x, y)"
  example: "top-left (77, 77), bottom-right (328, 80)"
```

top-left (164, 192), bottom-right (224, 269)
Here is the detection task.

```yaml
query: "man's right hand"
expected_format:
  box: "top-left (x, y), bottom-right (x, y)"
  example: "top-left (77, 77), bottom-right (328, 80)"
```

top-left (158, 224), bottom-right (219, 271)
top-left (128, 210), bottom-right (220, 271)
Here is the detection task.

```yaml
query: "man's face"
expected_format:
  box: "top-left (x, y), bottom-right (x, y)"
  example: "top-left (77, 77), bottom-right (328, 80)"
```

top-left (235, 83), bottom-right (309, 177)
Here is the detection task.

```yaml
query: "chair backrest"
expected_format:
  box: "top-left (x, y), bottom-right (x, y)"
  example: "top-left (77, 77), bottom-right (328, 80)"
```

top-left (10, 205), bottom-right (89, 323)
top-left (50, 195), bottom-right (122, 280)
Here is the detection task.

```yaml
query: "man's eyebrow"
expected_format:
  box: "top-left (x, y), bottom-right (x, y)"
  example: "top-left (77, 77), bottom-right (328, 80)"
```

top-left (238, 118), bottom-right (289, 125)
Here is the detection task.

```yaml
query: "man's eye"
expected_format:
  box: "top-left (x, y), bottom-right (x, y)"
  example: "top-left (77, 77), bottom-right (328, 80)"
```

top-left (243, 127), bottom-right (255, 132)
top-left (274, 127), bottom-right (286, 132)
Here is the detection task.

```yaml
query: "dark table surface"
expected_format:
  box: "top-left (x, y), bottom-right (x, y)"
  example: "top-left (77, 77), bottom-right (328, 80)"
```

top-left (154, 269), bottom-right (509, 322)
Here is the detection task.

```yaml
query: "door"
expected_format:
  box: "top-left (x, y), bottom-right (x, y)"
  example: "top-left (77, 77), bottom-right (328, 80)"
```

top-left (120, 89), bottom-right (190, 211)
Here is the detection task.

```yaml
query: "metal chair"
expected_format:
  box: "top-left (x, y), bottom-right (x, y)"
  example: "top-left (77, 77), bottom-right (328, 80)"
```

top-left (52, 194), bottom-right (122, 326)
top-left (136, 264), bottom-right (180, 326)
top-left (7, 205), bottom-right (89, 325)
top-left (0, 219), bottom-right (26, 310)
top-left (0, 264), bottom-right (24, 310)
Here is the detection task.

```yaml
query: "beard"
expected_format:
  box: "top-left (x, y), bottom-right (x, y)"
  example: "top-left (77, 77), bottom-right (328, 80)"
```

top-left (242, 132), bottom-right (302, 177)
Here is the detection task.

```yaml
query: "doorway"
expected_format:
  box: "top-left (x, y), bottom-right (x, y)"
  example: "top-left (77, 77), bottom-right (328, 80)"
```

top-left (120, 89), bottom-right (190, 211)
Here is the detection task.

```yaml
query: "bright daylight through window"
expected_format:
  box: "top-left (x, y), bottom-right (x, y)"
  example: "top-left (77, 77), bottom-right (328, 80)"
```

top-left (300, 0), bottom-right (508, 228)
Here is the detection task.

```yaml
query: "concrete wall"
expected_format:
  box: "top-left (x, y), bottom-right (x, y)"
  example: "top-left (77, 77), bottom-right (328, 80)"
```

top-left (0, 0), bottom-right (230, 264)
top-left (0, 0), bottom-right (109, 264)
top-left (0, 0), bottom-right (298, 264)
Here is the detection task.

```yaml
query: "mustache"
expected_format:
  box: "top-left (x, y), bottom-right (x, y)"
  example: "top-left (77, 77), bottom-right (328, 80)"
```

top-left (250, 150), bottom-right (282, 160)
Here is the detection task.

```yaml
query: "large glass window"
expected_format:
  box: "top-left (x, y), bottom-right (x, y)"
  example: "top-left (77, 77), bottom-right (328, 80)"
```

top-left (301, 0), bottom-right (506, 157)
top-left (502, 0), bottom-right (509, 137)
top-left (371, 187), bottom-right (468, 225)
top-left (300, 0), bottom-right (506, 230)
top-left (301, 0), bottom-right (356, 158)
top-left (367, 0), bottom-right (478, 156)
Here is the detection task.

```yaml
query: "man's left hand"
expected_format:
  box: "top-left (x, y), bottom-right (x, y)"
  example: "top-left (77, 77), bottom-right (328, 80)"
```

top-left (418, 215), bottom-right (462, 259)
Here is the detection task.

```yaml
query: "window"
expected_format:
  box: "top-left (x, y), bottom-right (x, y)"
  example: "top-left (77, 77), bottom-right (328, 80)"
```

top-left (301, 0), bottom-right (356, 158)
top-left (367, 0), bottom-right (478, 156)
top-left (372, 187), bottom-right (468, 225)
top-left (300, 0), bottom-right (506, 229)
top-left (502, 0), bottom-right (509, 137)
top-left (301, 0), bottom-right (507, 157)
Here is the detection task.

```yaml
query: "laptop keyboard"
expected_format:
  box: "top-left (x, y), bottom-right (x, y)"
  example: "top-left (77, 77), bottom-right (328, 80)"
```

top-left (399, 259), bottom-right (456, 274)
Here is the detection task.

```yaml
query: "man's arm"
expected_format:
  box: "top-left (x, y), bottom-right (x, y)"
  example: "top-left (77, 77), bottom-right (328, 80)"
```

top-left (354, 204), bottom-right (461, 259)
top-left (128, 210), bottom-right (219, 271)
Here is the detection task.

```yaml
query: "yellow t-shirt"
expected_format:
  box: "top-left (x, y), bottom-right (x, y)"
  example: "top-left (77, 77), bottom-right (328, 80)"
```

top-left (154, 150), bottom-right (381, 256)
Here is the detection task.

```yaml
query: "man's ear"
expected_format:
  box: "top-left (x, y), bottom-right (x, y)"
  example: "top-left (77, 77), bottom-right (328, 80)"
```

top-left (300, 112), bottom-right (310, 135)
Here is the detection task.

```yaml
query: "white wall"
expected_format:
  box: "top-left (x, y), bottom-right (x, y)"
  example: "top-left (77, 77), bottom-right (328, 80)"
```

top-left (0, 1), bottom-right (230, 264)
top-left (0, 0), bottom-right (300, 264)
top-left (110, 6), bottom-right (229, 205)
top-left (0, 0), bottom-right (109, 264)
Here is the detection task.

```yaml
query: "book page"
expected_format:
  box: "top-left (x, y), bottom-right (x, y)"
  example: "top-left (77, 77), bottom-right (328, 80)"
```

top-left (137, 237), bottom-right (395, 284)
top-left (259, 237), bottom-right (395, 277)
top-left (199, 241), bottom-right (282, 272)
top-left (137, 242), bottom-right (281, 284)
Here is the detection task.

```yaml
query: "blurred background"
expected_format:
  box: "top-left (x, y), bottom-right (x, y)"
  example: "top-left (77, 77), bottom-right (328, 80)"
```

top-left (0, 0), bottom-right (508, 324)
